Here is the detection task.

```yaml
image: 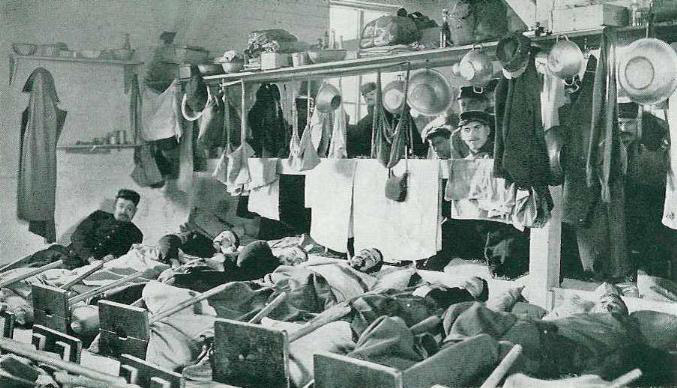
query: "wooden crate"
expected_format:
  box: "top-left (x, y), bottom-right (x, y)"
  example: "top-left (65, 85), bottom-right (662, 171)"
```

top-left (552, 4), bottom-right (629, 33)
top-left (315, 334), bottom-right (499, 388)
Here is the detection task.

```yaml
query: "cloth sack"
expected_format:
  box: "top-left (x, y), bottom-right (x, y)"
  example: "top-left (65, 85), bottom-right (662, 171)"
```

top-left (360, 15), bottom-right (420, 49)
top-left (197, 94), bottom-right (225, 151)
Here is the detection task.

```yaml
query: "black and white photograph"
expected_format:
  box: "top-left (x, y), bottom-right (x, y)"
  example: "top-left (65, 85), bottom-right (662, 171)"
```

top-left (0, 0), bottom-right (676, 386)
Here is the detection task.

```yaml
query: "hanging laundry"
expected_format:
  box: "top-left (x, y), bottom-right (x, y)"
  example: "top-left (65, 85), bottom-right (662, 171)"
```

top-left (246, 157), bottom-right (280, 220)
top-left (560, 57), bottom-right (598, 227)
top-left (306, 159), bottom-right (357, 252)
top-left (245, 157), bottom-right (279, 190)
top-left (586, 28), bottom-right (622, 203)
top-left (539, 66), bottom-right (568, 130)
top-left (308, 107), bottom-right (333, 157)
top-left (248, 179), bottom-right (280, 221)
top-left (18, 67), bottom-right (66, 242)
top-left (224, 143), bottom-right (256, 196)
top-left (143, 80), bottom-right (183, 141)
top-left (327, 107), bottom-right (348, 159)
top-left (289, 122), bottom-right (320, 172)
top-left (353, 159), bottom-right (440, 262)
top-left (176, 120), bottom-right (195, 193)
top-left (663, 89), bottom-right (677, 229)
top-left (248, 84), bottom-right (289, 158)
top-left (131, 144), bottom-right (164, 188)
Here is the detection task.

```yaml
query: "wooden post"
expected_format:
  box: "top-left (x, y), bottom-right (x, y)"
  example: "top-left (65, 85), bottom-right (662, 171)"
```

top-left (480, 345), bottom-right (523, 388)
top-left (69, 271), bottom-right (146, 304)
top-left (0, 260), bottom-right (63, 288)
top-left (0, 337), bottom-right (128, 386)
top-left (150, 283), bottom-right (230, 324)
top-left (528, 186), bottom-right (562, 310)
top-left (60, 261), bottom-right (106, 290)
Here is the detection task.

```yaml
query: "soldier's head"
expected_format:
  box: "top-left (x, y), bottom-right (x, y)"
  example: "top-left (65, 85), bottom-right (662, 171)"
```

top-left (113, 189), bottom-right (140, 222)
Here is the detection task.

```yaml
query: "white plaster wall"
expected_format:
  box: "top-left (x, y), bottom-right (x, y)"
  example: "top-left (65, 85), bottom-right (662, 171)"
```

top-left (0, 0), bottom-right (330, 263)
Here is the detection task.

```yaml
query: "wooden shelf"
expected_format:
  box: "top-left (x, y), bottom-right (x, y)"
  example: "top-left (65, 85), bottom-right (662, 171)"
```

top-left (202, 43), bottom-right (498, 85)
top-left (11, 54), bottom-right (142, 66)
top-left (201, 21), bottom-right (677, 86)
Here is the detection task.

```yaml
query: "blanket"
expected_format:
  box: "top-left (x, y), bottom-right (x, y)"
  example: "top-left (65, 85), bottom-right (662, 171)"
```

top-left (0, 244), bottom-right (168, 325)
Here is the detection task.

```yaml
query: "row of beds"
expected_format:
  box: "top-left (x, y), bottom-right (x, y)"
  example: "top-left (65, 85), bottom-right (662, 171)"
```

top-left (0, 232), bottom-right (674, 388)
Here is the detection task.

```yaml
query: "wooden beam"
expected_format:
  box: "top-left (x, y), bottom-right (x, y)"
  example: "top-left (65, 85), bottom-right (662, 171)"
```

top-left (528, 186), bottom-right (562, 309)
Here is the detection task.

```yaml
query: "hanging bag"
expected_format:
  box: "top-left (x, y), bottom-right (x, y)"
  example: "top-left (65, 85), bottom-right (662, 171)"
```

top-left (384, 64), bottom-right (412, 202)
top-left (385, 151), bottom-right (409, 202)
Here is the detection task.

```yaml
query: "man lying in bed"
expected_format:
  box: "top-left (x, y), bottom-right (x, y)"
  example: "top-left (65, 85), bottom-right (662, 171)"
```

top-left (129, 245), bottom-right (489, 382)
top-left (441, 286), bottom-right (676, 386)
top-left (0, 233), bottom-right (173, 327)
top-left (15, 189), bottom-right (144, 270)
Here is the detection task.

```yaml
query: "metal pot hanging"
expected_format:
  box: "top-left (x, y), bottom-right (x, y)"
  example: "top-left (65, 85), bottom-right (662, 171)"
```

top-left (459, 46), bottom-right (494, 91)
top-left (547, 36), bottom-right (585, 80)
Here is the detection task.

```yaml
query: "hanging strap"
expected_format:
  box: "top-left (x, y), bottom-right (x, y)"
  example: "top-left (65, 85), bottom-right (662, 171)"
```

top-left (399, 63), bottom-right (412, 161)
top-left (240, 80), bottom-right (247, 146)
top-left (370, 70), bottom-right (382, 157)
top-left (307, 79), bottom-right (312, 124)
top-left (222, 84), bottom-right (231, 150)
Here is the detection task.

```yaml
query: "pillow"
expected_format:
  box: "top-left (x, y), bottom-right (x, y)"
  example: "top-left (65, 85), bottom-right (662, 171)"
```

top-left (630, 310), bottom-right (677, 350)
top-left (637, 272), bottom-right (677, 302)
top-left (372, 267), bottom-right (416, 293)
top-left (486, 286), bottom-right (523, 312)
top-left (510, 301), bottom-right (547, 320)
top-left (542, 294), bottom-right (594, 321)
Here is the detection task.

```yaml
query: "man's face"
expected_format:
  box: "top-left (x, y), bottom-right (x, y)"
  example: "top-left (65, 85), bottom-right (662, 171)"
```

top-left (429, 134), bottom-right (452, 159)
top-left (349, 249), bottom-right (381, 272)
top-left (460, 121), bottom-right (491, 153)
top-left (277, 245), bottom-right (308, 266)
top-left (591, 294), bottom-right (628, 315)
top-left (458, 97), bottom-right (487, 113)
top-left (362, 89), bottom-right (377, 107)
top-left (213, 231), bottom-right (238, 254)
top-left (113, 198), bottom-right (137, 222)
top-left (619, 118), bottom-right (639, 147)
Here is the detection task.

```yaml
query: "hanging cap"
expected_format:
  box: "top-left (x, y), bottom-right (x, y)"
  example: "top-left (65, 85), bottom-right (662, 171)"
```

top-left (496, 33), bottom-right (532, 73)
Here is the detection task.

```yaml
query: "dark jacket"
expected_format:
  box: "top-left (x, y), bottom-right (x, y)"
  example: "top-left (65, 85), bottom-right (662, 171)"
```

top-left (68, 210), bottom-right (143, 264)
top-left (560, 57), bottom-right (598, 227)
top-left (493, 54), bottom-right (551, 189)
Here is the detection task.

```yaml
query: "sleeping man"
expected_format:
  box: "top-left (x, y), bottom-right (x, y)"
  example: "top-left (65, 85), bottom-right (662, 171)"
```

top-left (442, 286), bottom-right (676, 386)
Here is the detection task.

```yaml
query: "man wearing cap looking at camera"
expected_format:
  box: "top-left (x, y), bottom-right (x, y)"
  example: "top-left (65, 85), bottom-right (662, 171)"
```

top-left (23, 189), bottom-right (144, 269)
top-left (423, 110), bottom-right (494, 160)
top-left (422, 112), bottom-right (529, 278)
